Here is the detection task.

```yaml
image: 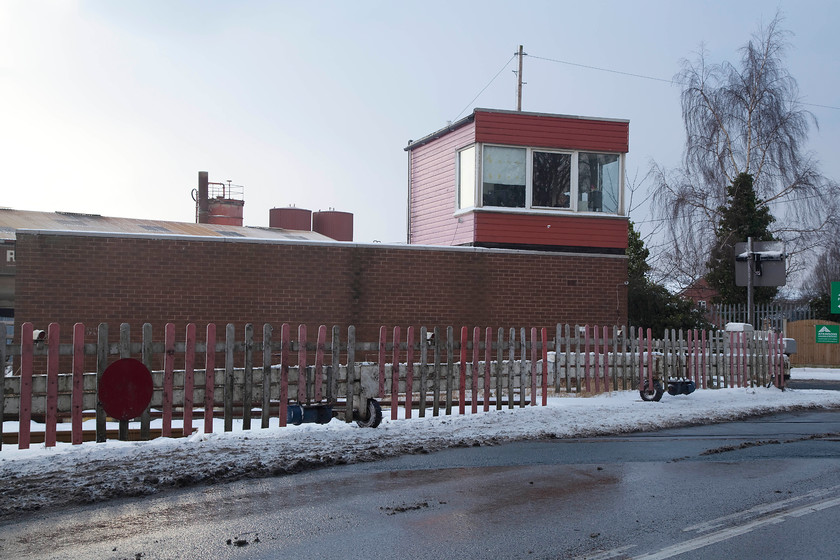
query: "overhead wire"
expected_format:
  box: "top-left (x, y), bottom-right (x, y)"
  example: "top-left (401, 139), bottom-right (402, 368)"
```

top-left (527, 54), bottom-right (677, 85)
top-left (529, 53), bottom-right (839, 111)
top-left (451, 53), bottom-right (517, 122)
top-left (456, 51), bottom-right (839, 112)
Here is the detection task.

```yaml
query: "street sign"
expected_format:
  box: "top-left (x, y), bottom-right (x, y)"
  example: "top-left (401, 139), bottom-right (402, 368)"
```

top-left (815, 325), bottom-right (840, 344)
top-left (832, 282), bottom-right (840, 314)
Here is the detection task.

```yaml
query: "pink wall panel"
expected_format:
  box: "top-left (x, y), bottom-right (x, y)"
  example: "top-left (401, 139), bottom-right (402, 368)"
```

top-left (409, 122), bottom-right (475, 246)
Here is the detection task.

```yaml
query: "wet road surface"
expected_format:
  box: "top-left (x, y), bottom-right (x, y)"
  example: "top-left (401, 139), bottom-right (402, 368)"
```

top-left (1, 409), bottom-right (839, 559)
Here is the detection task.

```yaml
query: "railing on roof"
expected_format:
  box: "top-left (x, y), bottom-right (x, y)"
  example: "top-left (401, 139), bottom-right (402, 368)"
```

top-left (207, 181), bottom-right (244, 201)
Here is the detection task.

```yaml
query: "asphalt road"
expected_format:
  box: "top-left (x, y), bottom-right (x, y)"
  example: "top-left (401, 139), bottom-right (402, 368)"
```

top-left (1, 407), bottom-right (839, 560)
top-left (787, 378), bottom-right (840, 391)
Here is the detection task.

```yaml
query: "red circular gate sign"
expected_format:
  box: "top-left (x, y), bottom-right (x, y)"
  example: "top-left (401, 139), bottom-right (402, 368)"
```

top-left (99, 358), bottom-right (154, 421)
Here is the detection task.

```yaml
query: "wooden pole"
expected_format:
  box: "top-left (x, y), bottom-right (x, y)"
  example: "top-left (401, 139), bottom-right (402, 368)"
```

top-left (516, 45), bottom-right (524, 111)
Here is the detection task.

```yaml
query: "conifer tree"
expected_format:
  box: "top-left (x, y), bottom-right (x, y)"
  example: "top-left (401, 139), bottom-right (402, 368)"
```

top-left (706, 172), bottom-right (777, 304)
top-left (627, 221), bottom-right (709, 332)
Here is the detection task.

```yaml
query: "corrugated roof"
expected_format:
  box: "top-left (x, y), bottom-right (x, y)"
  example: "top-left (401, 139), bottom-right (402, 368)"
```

top-left (0, 208), bottom-right (334, 242)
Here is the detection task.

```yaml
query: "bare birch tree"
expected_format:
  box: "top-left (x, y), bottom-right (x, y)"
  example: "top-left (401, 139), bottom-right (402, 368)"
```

top-left (651, 13), bottom-right (840, 289)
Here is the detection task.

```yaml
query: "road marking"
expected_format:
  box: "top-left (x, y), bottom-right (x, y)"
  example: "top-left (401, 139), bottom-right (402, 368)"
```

top-left (574, 545), bottom-right (636, 559)
top-left (683, 483), bottom-right (840, 533)
top-left (631, 494), bottom-right (840, 560)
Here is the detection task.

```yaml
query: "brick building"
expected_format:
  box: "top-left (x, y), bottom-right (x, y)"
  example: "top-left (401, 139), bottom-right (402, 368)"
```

top-left (8, 108), bottom-right (630, 353)
top-left (15, 231), bottom-right (627, 348)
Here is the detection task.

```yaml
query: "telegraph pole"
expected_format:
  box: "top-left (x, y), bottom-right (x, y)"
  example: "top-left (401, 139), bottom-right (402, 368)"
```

top-left (516, 45), bottom-right (524, 111)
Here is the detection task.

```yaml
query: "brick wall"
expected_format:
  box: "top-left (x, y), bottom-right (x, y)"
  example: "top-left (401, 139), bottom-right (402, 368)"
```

top-left (14, 232), bottom-right (627, 353)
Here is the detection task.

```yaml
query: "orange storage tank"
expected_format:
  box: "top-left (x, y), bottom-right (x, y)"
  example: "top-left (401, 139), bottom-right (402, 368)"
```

top-left (207, 199), bottom-right (244, 227)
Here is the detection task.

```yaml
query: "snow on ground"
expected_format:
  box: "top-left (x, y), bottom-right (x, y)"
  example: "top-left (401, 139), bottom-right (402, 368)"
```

top-left (791, 367), bottom-right (840, 381)
top-left (0, 368), bottom-right (839, 520)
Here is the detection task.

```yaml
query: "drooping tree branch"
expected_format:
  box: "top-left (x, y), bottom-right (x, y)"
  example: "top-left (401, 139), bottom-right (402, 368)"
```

top-left (650, 12), bottom-right (840, 290)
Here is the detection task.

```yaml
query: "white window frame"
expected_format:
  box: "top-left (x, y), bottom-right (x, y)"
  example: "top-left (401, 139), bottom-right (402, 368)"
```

top-left (462, 143), bottom-right (625, 216)
top-left (456, 144), bottom-right (478, 210)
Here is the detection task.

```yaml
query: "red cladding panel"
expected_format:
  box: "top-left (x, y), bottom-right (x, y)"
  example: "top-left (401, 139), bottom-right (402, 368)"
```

top-left (474, 212), bottom-right (628, 249)
top-left (474, 111), bottom-right (629, 153)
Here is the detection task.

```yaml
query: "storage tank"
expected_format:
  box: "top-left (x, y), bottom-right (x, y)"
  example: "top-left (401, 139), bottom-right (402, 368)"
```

top-left (195, 172), bottom-right (244, 227)
top-left (269, 207), bottom-right (312, 231)
top-left (312, 210), bottom-right (353, 241)
top-left (207, 199), bottom-right (244, 227)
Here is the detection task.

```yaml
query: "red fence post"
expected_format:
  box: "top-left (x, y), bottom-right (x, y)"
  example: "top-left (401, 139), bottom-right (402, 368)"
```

top-left (183, 323), bottom-right (196, 437)
top-left (701, 330), bottom-right (708, 390)
top-left (392, 326), bottom-right (400, 420)
top-left (472, 327), bottom-right (480, 414)
top-left (204, 323), bottom-right (216, 434)
top-left (459, 326), bottom-right (467, 415)
top-left (584, 325), bottom-right (591, 394)
top-left (694, 329), bottom-right (700, 384)
top-left (298, 325), bottom-right (308, 404)
top-left (686, 329), bottom-right (693, 386)
top-left (484, 327), bottom-right (492, 412)
top-left (695, 329), bottom-right (701, 386)
top-left (542, 327), bottom-right (549, 406)
top-left (45, 323), bottom-right (59, 447)
top-left (378, 326), bottom-right (387, 399)
top-left (530, 327), bottom-right (538, 404)
top-left (405, 326), bottom-right (414, 419)
top-left (72, 323), bottom-right (85, 445)
top-left (778, 333), bottom-right (785, 390)
top-left (728, 331), bottom-right (735, 389)
top-left (601, 325), bottom-right (608, 397)
top-left (162, 323), bottom-right (175, 438)
top-left (19, 322), bottom-right (33, 449)
top-left (646, 328), bottom-right (654, 392)
top-left (279, 323), bottom-right (290, 427)
top-left (637, 327), bottom-right (644, 392)
top-left (592, 326), bottom-right (600, 394)
top-left (315, 325), bottom-right (326, 403)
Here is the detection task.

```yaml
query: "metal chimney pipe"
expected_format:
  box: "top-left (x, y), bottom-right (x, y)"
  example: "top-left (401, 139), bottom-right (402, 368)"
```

top-left (197, 171), bottom-right (209, 224)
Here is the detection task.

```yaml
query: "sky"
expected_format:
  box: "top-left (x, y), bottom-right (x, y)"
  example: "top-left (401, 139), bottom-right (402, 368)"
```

top-left (2, 1), bottom-right (839, 248)
top-left (1, 367), bottom-right (839, 519)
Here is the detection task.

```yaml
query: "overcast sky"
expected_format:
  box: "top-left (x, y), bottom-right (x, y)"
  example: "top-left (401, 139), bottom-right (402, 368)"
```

top-left (2, 0), bottom-right (838, 247)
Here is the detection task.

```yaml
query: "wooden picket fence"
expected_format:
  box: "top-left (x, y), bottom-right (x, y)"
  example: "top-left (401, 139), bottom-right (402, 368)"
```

top-left (1, 322), bottom-right (787, 450)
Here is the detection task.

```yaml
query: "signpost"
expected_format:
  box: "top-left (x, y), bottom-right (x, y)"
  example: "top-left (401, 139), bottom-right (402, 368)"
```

top-left (815, 325), bottom-right (840, 344)
top-left (734, 239), bottom-right (786, 327)
top-left (832, 282), bottom-right (840, 314)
